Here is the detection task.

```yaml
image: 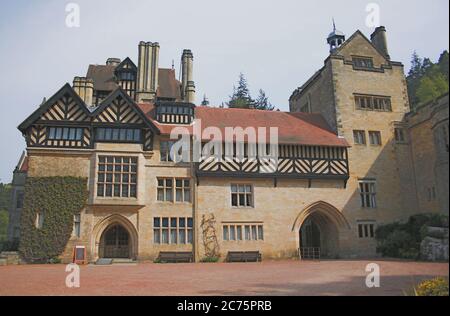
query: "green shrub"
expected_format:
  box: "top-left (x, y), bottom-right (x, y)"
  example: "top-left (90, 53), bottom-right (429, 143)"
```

top-left (200, 256), bottom-right (220, 263)
top-left (19, 177), bottom-right (88, 262)
top-left (0, 239), bottom-right (19, 252)
top-left (375, 213), bottom-right (448, 259)
top-left (376, 230), bottom-right (418, 259)
top-left (416, 277), bottom-right (449, 296)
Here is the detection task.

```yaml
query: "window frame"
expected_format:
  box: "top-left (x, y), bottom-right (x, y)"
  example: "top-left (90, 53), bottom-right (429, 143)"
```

top-left (394, 127), bottom-right (407, 144)
top-left (354, 94), bottom-right (392, 112)
top-left (95, 127), bottom-right (142, 143)
top-left (353, 130), bottom-right (367, 145)
top-left (359, 180), bottom-right (377, 208)
top-left (157, 178), bottom-right (191, 204)
top-left (230, 184), bottom-right (254, 208)
top-left (368, 131), bottom-right (382, 146)
top-left (160, 140), bottom-right (176, 162)
top-left (153, 217), bottom-right (193, 245)
top-left (222, 224), bottom-right (264, 242)
top-left (47, 127), bottom-right (84, 141)
top-left (73, 214), bottom-right (81, 238)
top-left (352, 56), bottom-right (375, 69)
top-left (358, 222), bottom-right (376, 239)
top-left (35, 212), bottom-right (45, 230)
top-left (96, 156), bottom-right (138, 199)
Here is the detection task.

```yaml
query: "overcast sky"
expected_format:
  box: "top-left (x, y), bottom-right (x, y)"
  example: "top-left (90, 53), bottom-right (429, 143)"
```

top-left (0, 0), bottom-right (448, 182)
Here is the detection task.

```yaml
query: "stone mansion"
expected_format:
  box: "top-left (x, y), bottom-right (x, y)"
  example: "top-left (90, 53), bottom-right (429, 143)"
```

top-left (7, 26), bottom-right (449, 263)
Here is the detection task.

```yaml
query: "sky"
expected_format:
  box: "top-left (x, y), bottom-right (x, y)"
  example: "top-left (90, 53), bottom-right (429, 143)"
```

top-left (0, 0), bottom-right (448, 182)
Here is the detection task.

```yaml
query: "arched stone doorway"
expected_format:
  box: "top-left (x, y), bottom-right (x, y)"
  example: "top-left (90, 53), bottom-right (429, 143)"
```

top-left (100, 224), bottom-right (131, 259)
top-left (92, 214), bottom-right (138, 261)
top-left (293, 201), bottom-right (350, 259)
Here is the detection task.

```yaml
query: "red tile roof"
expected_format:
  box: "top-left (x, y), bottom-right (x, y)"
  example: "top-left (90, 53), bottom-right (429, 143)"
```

top-left (137, 104), bottom-right (349, 147)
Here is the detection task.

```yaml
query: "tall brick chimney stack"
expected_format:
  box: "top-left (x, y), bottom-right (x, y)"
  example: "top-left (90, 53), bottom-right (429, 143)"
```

top-left (136, 42), bottom-right (160, 103)
top-left (73, 77), bottom-right (94, 107)
top-left (181, 49), bottom-right (195, 104)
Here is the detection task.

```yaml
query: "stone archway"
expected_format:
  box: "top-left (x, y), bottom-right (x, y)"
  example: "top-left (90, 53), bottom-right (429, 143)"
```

top-left (292, 201), bottom-right (350, 259)
top-left (92, 214), bottom-right (138, 261)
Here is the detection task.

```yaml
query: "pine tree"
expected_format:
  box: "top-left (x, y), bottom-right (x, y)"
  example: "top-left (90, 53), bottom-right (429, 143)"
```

top-left (438, 50), bottom-right (449, 82)
top-left (254, 89), bottom-right (274, 111)
top-left (227, 73), bottom-right (255, 109)
top-left (408, 51), bottom-right (423, 78)
top-left (407, 51), bottom-right (423, 109)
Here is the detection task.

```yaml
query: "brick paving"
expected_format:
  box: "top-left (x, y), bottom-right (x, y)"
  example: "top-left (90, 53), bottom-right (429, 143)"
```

top-left (0, 260), bottom-right (448, 296)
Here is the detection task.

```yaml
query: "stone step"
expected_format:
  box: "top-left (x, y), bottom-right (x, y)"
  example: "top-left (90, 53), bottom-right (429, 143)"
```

top-left (0, 258), bottom-right (7, 266)
top-left (112, 258), bottom-right (136, 264)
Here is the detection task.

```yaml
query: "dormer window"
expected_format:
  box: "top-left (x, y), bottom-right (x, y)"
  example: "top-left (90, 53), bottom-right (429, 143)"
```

top-left (155, 102), bottom-right (195, 124)
top-left (118, 72), bottom-right (135, 81)
top-left (352, 57), bottom-right (374, 69)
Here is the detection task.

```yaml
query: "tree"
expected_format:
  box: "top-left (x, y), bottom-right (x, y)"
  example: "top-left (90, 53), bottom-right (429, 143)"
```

top-left (416, 74), bottom-right (449, 105)
top-left (227, 73), bottom-right (255, 109)
top-left (0, 183), bottom-right (11, 242)
top-left (254, 89), bottom-right (274, 111)
top-left (438, 50), bottom-right (449, 82)
top-left (407, 50), bottom-right (449, 109)
top-left (408, 51), bottom-right (423, 78)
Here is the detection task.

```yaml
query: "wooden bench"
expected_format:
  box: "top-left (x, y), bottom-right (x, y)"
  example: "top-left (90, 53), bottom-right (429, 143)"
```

top-left (226, 251), bottom-right (262, 263)
top-left (157, 252), bottom-right (194, 263)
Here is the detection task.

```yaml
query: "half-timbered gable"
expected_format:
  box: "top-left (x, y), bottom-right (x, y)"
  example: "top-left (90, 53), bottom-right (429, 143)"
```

top-left (18, 85), bottom-right (158, 151)
top-left (91, 88), bottom-right (158, 150)
top-left (115, 57), bottom-right (137, 101)
top-left (18, 84), bottom-right (92, 149)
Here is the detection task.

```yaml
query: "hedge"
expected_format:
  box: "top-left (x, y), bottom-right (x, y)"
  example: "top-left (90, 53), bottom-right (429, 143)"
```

top-left (19, 177), bottom-right (88, 262)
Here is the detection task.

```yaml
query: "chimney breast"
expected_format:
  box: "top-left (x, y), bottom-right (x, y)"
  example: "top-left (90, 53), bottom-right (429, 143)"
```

top-left (370, 26), bottom-right (390, 60)
top-left (73, 77), bottom-right (94, 107)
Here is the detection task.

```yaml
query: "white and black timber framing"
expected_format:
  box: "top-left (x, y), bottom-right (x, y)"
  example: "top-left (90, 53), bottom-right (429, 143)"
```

top-left (18, 84), bottom-right (158, 151)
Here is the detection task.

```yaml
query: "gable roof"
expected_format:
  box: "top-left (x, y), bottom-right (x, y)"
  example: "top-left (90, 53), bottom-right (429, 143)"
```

top-left (87, 64), bottom-right (118, 91)
top-left (291, 29), bottom-right (397, 101)
top-left (115, 57), bottom-right (137, 72)
top-left (91, 87), bottom-right (159, 133)
top-left (158, 68), bottom-right (182, 100)
top-left (86, 62), bottom-right (181, 101)
top-left (137, 103), bottom-right (349, 147)
top-left (18, 83), bottom-right (91, 133)
top-left (334, 30), bottom-right (389, 63)
top-left (18, 84), bottom-right (160, 134)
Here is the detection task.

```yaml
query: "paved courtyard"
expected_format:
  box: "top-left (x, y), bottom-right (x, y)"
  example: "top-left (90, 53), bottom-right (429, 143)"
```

top-left (0, 260), bottom-right (448, 296)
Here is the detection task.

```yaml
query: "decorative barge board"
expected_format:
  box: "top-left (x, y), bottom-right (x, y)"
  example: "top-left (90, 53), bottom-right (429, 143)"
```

top-left (18, 84), bottom-right (159, 151)
top-left (18, 84), bottom-right (93, 149)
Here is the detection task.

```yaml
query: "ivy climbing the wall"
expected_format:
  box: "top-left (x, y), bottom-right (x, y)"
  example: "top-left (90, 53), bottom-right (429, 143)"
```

top-left (19, 177), bottom-right (88, 262)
